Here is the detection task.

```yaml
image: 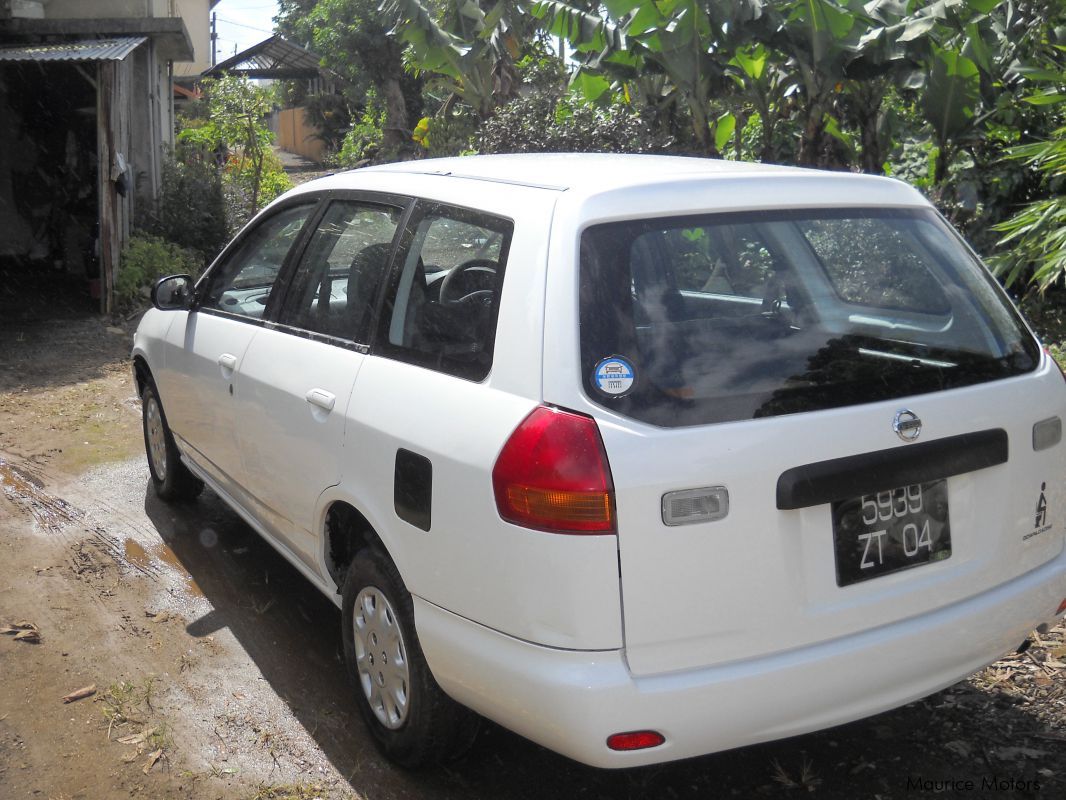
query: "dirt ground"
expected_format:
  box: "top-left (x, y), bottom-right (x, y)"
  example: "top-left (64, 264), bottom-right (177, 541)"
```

top-left (1, 310), bottom-right (1066, 800)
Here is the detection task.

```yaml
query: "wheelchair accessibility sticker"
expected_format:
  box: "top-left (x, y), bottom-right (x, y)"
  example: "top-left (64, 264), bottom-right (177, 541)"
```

top-left (593, 356), bottom-right (635, 397)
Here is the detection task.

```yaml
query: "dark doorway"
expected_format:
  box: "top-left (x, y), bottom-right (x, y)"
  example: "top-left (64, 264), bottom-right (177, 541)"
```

top-left (0, 61), bottom-right (99, 321)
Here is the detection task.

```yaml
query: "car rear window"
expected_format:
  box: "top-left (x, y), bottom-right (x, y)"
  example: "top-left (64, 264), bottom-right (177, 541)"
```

top-left (579, 208), bottom-right (1039, 427)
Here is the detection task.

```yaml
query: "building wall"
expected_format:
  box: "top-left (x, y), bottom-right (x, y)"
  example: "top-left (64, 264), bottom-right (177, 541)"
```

top-left (37, 1), bottom-right (174, 19)
top-left (172, 0), bottom-right (210, 75)
top-left (29, 1), bottom-right (209, 76)
top-left (276, 107), bottom-right (327, 164)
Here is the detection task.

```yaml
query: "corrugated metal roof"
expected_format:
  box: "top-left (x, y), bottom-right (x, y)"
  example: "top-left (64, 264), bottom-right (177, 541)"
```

top-left (205, 35), bottom-right (322, 79)
top-left (0, 37), bottom-right (147, 63)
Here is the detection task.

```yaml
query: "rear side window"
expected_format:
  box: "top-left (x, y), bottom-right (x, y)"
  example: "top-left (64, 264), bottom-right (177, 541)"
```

top-left (277, 201), bottom-right (403, 343)
top-left (580, 208), bottom-right (1039, 427)
top-left (377, 203), bottom-right (512, 381)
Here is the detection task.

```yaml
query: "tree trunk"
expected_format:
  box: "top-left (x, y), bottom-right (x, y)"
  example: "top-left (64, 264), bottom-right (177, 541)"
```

top-left (381, 77), bottom-right (409, 157)
top-left (797, 101), bottom-right (825, 167)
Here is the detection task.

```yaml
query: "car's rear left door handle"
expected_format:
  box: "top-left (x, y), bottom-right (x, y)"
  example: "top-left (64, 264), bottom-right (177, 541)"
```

top-left (305, 388), bottom-right (336, 412)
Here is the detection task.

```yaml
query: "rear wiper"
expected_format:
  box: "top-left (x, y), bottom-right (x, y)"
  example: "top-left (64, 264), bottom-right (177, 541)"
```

top-left (857, 347), bottom-right (956, 369)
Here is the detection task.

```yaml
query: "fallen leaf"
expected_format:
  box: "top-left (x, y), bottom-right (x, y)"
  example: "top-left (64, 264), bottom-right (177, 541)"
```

top-left (61, 685), bottom-right (96, 704)
top-left (13, 629), bottom-right (40, 644)
top-left (1, 621), bottom-right (39, 636)
top-left (117, 727), bottom-right (157, 746)
top-left (143, 748), bottom-right (163, 774)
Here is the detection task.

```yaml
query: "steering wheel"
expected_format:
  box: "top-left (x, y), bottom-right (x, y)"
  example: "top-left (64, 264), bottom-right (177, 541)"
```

top-left (439, 259), bottom-right (498, 307)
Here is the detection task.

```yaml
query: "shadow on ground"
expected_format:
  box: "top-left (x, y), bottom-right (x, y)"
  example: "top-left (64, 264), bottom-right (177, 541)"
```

top-left (142, 483), bottom-right (1064, 800)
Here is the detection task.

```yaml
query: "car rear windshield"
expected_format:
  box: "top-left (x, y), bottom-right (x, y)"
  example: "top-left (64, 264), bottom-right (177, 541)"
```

top-left (579, 208), bottom-right (1039, 427)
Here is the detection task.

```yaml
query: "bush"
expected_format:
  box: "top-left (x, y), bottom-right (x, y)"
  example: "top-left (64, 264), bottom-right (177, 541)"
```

top-left (141, 154), bottom-right (229, 269)
top-left (221, 148), bottom-right (293, 232)
top-left (337, 96), bottom-right (387, 167)
top-left (116, 233), bottom-right (201, 312)
top-left (479, 85), bottom-right (670, 155)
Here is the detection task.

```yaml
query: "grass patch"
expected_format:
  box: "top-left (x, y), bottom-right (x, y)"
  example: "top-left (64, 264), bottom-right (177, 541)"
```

top-left (247, 785), bottom-right (330, 800)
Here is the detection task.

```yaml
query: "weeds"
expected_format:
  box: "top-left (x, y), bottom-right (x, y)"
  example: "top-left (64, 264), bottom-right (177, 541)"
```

top-left (770, 756), bottom-right (823, 791)
top-left (248, 784), bottom-right (328, 800)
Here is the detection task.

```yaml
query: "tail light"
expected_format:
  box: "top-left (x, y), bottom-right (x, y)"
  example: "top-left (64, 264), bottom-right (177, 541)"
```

top-left (492, 406), bottom-right (616, 534)
top-left (607, 730), bottom-right (665, 751)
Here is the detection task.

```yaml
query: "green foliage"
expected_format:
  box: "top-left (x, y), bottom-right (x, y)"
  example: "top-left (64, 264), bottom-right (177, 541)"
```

top-left (413, 112), bottom-right (480, 157)
top-left (479, 79), bottom-right (669, 154)
top-left (116, 233), bottom-right (200, 312)
top-left (300, 0), bottom-right (422, 156)
top-left (177, 75), bottom-right (292, 229)
top-left (337, 95), bottom-right (387, 165)
top-left (139, 154), bottom-right (228, 268)
top-left (990, 126), bottom-right (1066, 292)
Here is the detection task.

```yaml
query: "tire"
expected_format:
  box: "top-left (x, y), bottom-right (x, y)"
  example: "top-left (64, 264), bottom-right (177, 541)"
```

top-left (141, 382), bottom-right (204, 502)
top-left (342, 547), bottom-right (479, 767)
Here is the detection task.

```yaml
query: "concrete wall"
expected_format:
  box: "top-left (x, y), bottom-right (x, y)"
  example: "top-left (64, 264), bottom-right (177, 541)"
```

top-left (172, 0), bottom-right (209, 76)
top-left (276, 107), bottom-right (327, 164)
top-left (37, 1), bottom-right (174, 19)
top-left (27, 1), bottom-right (209, 75)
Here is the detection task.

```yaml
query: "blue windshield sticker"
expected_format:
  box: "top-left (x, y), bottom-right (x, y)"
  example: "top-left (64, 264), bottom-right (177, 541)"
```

top-left (593, 356), bottom-right (635, 397)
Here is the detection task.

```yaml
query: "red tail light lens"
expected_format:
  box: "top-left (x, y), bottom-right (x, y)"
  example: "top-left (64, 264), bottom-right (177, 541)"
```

top-left (607, 731), bottom-right (665, 751)
top-left (492, 406), bottom-right (616, 534)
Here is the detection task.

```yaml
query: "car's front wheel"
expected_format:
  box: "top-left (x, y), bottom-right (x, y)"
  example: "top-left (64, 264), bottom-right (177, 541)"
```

top-left (141, 382), bottom-right (203, 502)
top-left (341, 547), bottom-right (478, 767)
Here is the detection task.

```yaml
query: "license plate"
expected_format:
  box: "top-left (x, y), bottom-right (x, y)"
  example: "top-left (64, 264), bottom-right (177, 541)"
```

top-left (831, 480), bottom-right (952, 587)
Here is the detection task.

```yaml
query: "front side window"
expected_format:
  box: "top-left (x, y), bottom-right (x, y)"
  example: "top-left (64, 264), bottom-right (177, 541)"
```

top-left (277, 201), bottom-right (403, 342)
top-left (580, 208), bottom-right (1039, 427)
top-left (199, 203), bottom-right (315, 319)
top-left (377, 204), bottom-right (512, 381)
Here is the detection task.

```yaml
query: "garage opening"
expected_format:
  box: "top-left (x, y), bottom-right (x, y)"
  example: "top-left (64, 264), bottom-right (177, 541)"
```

top-left (0, 59), bottom-right (99, 319)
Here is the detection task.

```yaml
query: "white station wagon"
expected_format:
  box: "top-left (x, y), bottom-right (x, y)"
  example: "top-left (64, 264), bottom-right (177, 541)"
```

top-left (133, 154), bottom-right (1066, 768)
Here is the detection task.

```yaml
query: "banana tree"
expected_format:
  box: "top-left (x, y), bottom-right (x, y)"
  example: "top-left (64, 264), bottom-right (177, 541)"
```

top-left (382, 0), bottom-right (525, 119)
top-left (531, 0), bottom-right (771, 155)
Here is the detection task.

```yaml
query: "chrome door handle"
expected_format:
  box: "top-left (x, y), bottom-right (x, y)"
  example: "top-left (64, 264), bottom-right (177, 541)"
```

top-left (305, 388), bottom-right (336, 412)
top-left (217, 353), bottom-right (238, 372)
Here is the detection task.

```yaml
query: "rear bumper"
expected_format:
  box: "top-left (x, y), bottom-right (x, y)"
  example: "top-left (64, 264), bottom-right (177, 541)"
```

top-left (415, 548), bottom-right (1066, 768)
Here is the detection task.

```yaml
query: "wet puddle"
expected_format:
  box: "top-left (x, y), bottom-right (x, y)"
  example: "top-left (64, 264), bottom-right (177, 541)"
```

top-left (123, 537), bottom-right (205, 599)
top-left (0, 455), bottom-right (86, 533)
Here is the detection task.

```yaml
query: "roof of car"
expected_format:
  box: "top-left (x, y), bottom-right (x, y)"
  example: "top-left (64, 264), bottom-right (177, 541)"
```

top-left (360, 153), bottom-right (785, 191)
top-left (287, 153), bottom-right (927, 211)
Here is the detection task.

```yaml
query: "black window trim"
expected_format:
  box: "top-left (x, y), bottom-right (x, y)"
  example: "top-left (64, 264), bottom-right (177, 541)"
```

top-left (267, 191), bottom-right (415, 348)
top-left (191, 190), bottom-right (417, 340)
top-left (192, 195), bottom-right (325, 328)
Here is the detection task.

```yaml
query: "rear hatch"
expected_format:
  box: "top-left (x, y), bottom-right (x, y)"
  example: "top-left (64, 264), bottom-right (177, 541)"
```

top-left (577, 207), bottom-right (1066, 676)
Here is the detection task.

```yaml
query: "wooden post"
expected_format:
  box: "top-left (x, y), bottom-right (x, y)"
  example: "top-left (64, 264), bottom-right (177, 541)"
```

top-left (97, 61), bottom-right (116, 315)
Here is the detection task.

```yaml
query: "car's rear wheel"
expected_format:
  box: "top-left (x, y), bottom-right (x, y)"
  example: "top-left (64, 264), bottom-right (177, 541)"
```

top-left (342, 547), bottom-right (478, 767)
top-left (142, 382), bottom-right (203, 502)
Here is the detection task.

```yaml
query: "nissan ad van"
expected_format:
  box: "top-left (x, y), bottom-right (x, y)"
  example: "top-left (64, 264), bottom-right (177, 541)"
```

top-left (133, 154), bottom-right (1066, 768)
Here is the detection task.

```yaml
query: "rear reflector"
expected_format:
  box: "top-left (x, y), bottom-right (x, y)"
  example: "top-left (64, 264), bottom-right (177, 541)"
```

top-left (663, 486), bottom-right (729, 526)
top-left (493, 406), bottom-right (615, 534)
top-left (1033, 417), bottom-right (1062, 451)
top-left (607, 731), bottom-right (666, 751)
